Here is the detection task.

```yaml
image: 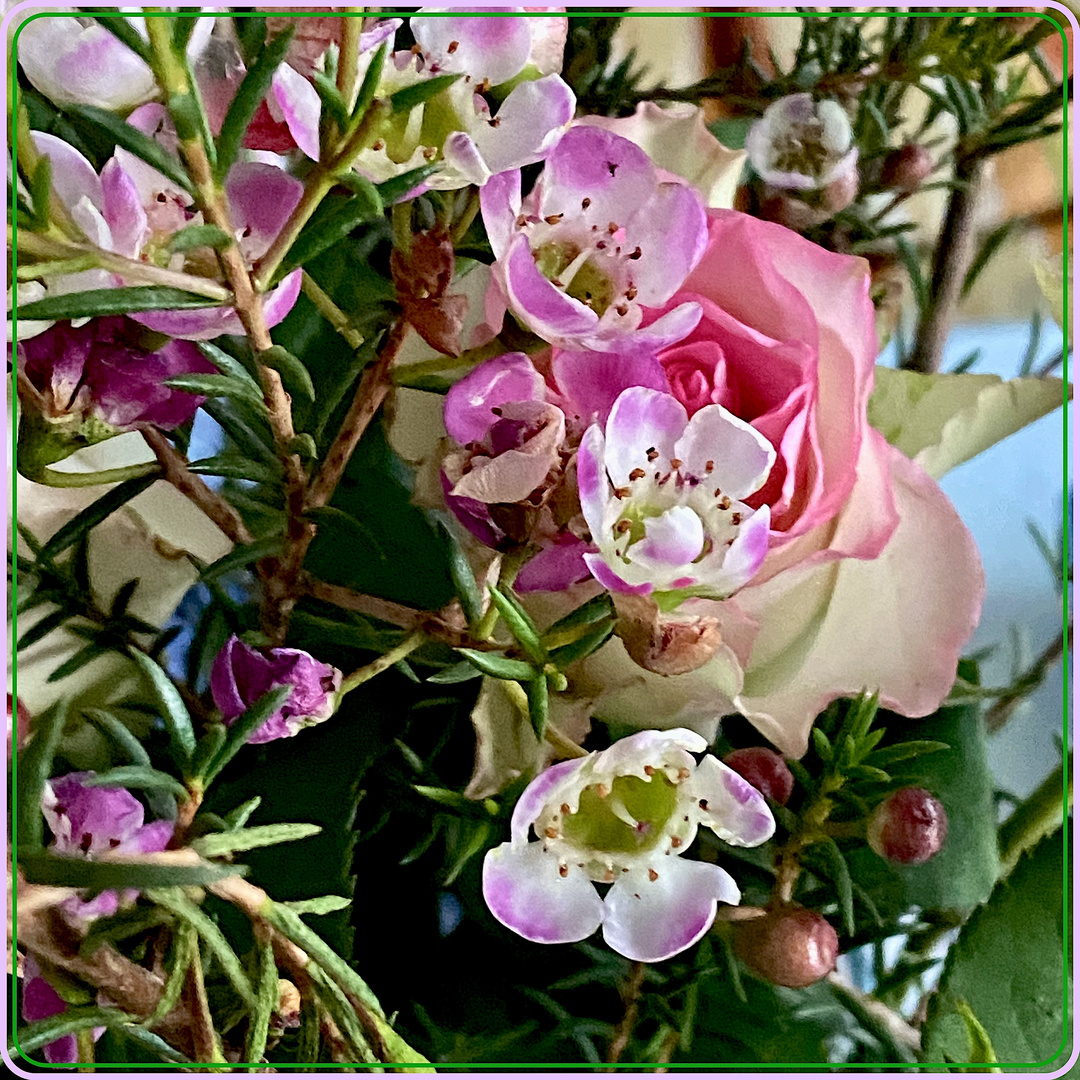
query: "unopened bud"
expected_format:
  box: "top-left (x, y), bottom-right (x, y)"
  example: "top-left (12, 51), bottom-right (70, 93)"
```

top-left (723, 747), bottom-right (794, 806)
top-left (868, 787), bottom-right (947, 866)
top-left (276, 979), bottom-right (301, 1028)
top-left (734, 905), bottom-right (839, 988)
top-left (613, 594), bottom-right (721, 677)
top-left (879, 144), bottom-right (933, 193)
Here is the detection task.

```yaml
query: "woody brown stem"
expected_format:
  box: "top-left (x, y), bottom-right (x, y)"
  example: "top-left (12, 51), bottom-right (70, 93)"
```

top-left (606, 961), bottom-right (646, 1067)
top-left (140, 429), bottom-right (253, 547)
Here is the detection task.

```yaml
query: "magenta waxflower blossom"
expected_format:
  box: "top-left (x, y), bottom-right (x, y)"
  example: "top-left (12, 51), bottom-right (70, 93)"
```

top-left (483, 729), bottom-right (774, 962)
top-left (577, 386), bottom-right (774, 601)
top-left (211, 636), bottom-right (342, 745)
top-left (480, 126), bottom-right (708, 352)
top-left (18, 316), bottom-right (213, 431)
top-left (42, 772), bottom-right (175, 920)
top-left (22, 956), bottom-right (103, 1064)
top-left (16, 15), bottom-right (213, 112)
top-left (30, 113), bottom-right (303, 340)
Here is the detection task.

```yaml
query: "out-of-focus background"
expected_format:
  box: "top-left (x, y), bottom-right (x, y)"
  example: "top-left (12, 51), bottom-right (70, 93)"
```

top-left (614, 10), bottom-right (1071, 799)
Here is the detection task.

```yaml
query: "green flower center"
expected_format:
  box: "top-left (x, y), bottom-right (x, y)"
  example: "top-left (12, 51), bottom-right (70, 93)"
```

top-left (561, 773), bottom-right (679, 856)
top-left (533, 243), bottom-right (616, 316)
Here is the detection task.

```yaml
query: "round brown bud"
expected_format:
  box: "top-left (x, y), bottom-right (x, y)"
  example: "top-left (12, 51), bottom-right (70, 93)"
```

top-left (868, 787), bottom-right (947, 865)
top-left (879, 144), bottom-right (934, 193)
top-left (723, 747), bottom-right (795, 806)
top-left (734, 905), bottom-right (839, 988)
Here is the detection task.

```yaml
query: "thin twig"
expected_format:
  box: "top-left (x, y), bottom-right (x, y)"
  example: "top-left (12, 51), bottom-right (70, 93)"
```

top-left (985, 622), bottom-right (1070, 733)
top-left (140, 429), bottom-right (253, 547)
top-left (905, 155), bottom-right (984, 374)
top-left (652, 1026), bottom-right (681, 1072)
top-left (338, 630), bottom-right (427, 696)
top-left (306, 318), bottom-right (411, 510)
top-left (606, 961), bottom-right (645, 1067)
top-left (826, 973), bottom-right (921, 1061)
top-left (301, 271), bottom-right (364, 350)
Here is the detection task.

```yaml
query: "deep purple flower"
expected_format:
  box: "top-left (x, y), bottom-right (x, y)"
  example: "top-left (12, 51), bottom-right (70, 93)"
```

top-left (480, 126), bottom-right (708, 352)
top-left (482, 729), bottom-right (774, 962)
top-left (21, 955), bottom-right (103, 1064)
top-left (42, 772), bottom-right (174, 920)
top-left (210, 636), bottom-right (341, 745)
top-left (18, 316), bottom-right (214, 434)
top-left (577, 386), bottom-right (774, 601)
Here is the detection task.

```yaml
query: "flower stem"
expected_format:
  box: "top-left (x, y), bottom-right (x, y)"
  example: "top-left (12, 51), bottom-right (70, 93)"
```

top-left (301, 271), bottom-right (365, 351)
top-left (998, 762), bottom-right (1071, 874)
top-left (338, 630), bottom-right (426, 697)
top-left (606, 961), bottom-right (645, 1067)
top-left (32, 463), bottom-right (161, 488)
top-left (336, 11), bottom-right (364, 112)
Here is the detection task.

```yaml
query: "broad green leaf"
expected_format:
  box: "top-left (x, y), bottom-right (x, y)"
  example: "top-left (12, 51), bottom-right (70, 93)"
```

top-left (16, 698), bottom-right (68, 850)
top-left (848, 702), bottom-right (999, 909)
top-left (193, 822), bottom-right (322, 857)
top-left (130, 651), bottom-right (196, 763)
top-left (867, 367), bottom-right (1067, 480)
top-left (216, 28), bottom-right (296, 177)
top-left (18, 850), bottom-right (239, 890)
top-left (924, 830), bottom-right (1066, 1066)
top-left (15, 287), bottom-right (219, 322)
top-left (66, 105), bottom-right (194, 193)
top-left (39, 474), bottom-right (160, 562)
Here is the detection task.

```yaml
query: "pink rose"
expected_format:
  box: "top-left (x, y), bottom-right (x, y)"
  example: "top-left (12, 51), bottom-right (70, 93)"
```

top-left (580, 210), bottom-right (985, 757)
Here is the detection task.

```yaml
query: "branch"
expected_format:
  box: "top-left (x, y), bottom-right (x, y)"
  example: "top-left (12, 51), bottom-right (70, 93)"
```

top-left (985, 622), bottom-right (1070, 733)
top-left (905, 156), bottom-right (984, 374)
top-left (606, 961), bottom-right (645, 1067)
top-left (140, 428), bottom-right (253, 547)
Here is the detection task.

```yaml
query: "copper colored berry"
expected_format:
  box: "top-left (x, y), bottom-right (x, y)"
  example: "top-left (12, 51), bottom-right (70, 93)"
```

top-left (723, 747), bottom-right (795, 806)
top-left (734, 905), bottom-right (839, 989)
top-left (880, 144), bottom-right (934, 193)
top-left (868, 787), bottom-right (947, 866)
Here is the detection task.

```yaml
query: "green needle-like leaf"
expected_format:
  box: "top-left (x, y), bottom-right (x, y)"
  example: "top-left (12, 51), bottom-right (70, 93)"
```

top-left (130, 651), bottom-right (196, 764)
top-left (16, 698), bottom-right (68, 850)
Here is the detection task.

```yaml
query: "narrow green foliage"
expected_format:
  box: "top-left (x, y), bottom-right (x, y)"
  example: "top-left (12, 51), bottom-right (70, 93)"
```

top-left (281, 895), bottom-right (352, 916)
top-left (816, 836), bottom-right (856, 935)
top-left (525, 675), bottom-right (549, 739)
top-left (167, 223), bottom-right (234, 253)
top-left (224, 796), bottom-right (263, 831)
top-left (165, 372), bottom-right (268, 410)
top-left (147, 888), bottom-right (256, 1007)
top-left (197, 340), bottom-right (263, 390)
top-left (16, 698), bottom-right (68, 850)
top-left (277, 186), bottom-right (384, 277)
top-left (259, 345), bottom-right (316, 403)
top-left (193, 822), bottom-right (322, 857)
top-left (28, 155), bottom-right (52, 228)
top-left (16, 286), bottom-right (217, 321)
top-left (353, 43), bottom-right (387, 122)
top-left (389, 73), bottom-right (461, 115)
top-left (438, 519), bottom-right (483, 625)
top-left (18, 850), bottom-right (239, 891)
top-left (313, 71), bottom-right (351, 129)
top-left (456, 648), bottom-right (536, 682)
top-left (200, 536), bottom-right (285, 584)
top-left (130, 650), bottom-right (196, 763)
top-left (374, 164), bottom-right (440, 207)
top-left (216, 28), bottom-right (296, 178)
top-left (13, 1007), bottom-right (135, 1058)
top-left (84, 708), bottom-right (152, 766)
top-left (65, 105), bottom-right (194, 193)
top-left (198, 684), bottom-right (293, 784)
top-left (139, 924), bottom-right (196, 1028)
top-left (39, 475), bottom-right (160, 563)
top-left (488, 587), bottom-right (547, 665)
top-left (548, 620), bottom-right (615, 669)
top-left (83, 766), bottom-right (190, 802)
top-left (245, 936), bottom-right (279, 1063)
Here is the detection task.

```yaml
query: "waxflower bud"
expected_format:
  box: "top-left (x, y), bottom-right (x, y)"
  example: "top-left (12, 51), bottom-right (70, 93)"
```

top-left (868, 787), bottom-right (947, 866)
top-left (210, 636), bottom-right (342, 744)
top-left (722, 747), bottom-right (794, 807)
top-left (734, 905), bottom-right (839, 988)
top-left (879, 144), bottom-right (934, 194)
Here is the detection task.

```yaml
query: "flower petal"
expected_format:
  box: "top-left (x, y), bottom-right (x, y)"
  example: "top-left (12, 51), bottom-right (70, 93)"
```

top-left (623, 181), bottom-right (707, 306)
top-left (271, 63), bottom-right (321, 161)
top-left (676, 402), bottom-right (776, 499)
top-left (551, 349), bottom-right (669, 431)
top-left (602, 860), bottom-right (739, 962)
top-left (444, 352), bottom-right (544, 444)
top-left (32, 132), bottom-right (104, 215)
top-left (225, 162), bottom-right (305, 263)
top-left (483, 841), bottom-right (604, 944)
top-left (637, 506), bottom-right (705, 571)
top-left (100, 158), bottom-right (148, 259)
top-left (412, 13), bottom-right (532, 85)
top-left (510, 757), bottom-right (590, 843)
top-left (691, 753), bottom-right (775, 846)
top-left (604, 387), bottom-right (687, 487)
top-left (473, 75), bottom-right (576, 176)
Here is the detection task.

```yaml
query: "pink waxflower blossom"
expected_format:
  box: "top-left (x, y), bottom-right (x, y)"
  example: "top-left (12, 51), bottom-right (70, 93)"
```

top-left (482, 729), bottom-right (773, 962)
top-left (576, 386), bottom-right (774, 600)
top-left (15, 15), bottom-right (212, 112)
top-left (480, 126), bottom-right (708, 352)
top-left (42, 772), bottom-right (175, 920)
top-left (210, 636), bottom-right (341, 745)
top-left (30, 115), bottom-right (303, 340)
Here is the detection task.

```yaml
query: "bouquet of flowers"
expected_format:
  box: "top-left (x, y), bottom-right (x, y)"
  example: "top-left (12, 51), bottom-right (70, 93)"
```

top-left (7, 5), bottom-right (1071, 1070)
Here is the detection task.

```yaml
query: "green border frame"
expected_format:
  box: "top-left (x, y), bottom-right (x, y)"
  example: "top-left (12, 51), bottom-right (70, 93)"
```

top-left (6, 6), bottom-right (1072, 1072)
